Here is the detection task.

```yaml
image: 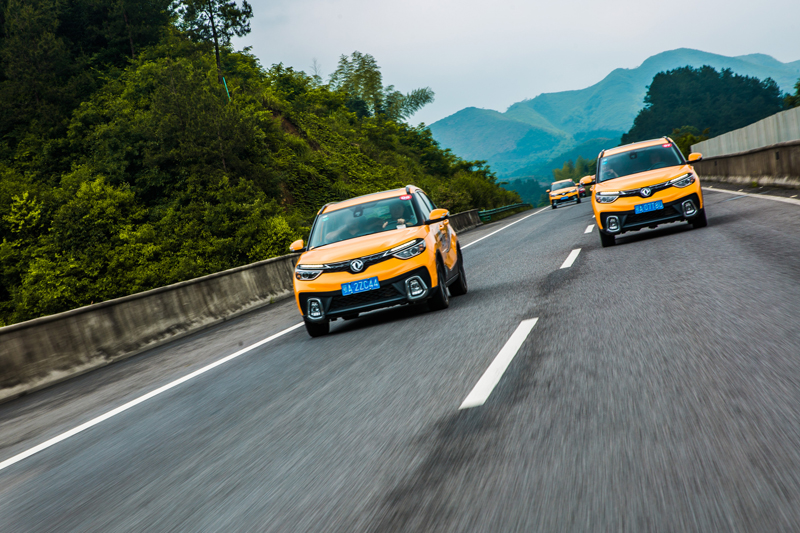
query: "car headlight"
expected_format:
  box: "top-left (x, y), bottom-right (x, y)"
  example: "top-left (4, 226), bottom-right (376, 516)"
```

top-left (295, 266), bottom-right (322, 281)
top-left (390, 239), bottom-right (426, 260)
top-left (669, 173), bottom-right (696, 188)
top-left (595, 192), bottom-right (619, 203)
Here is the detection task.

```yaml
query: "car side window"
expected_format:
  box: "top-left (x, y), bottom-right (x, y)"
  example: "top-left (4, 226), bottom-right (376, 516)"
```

top-left (415, 193), bottom-right (431, 219)
top-left (418, 192), bottom-right (436, 215)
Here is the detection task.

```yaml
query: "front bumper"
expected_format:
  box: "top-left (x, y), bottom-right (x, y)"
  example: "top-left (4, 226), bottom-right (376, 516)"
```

top-left (298, 266), bottom-right (433, 321)
top-left (597, 193), bottom-right (702, 235)
top-left (552, 192), bottom-right (579, 205)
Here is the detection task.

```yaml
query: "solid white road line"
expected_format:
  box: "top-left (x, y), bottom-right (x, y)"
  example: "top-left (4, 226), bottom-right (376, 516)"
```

top-left (704, 187), bottom-right (800, 206)
top-left (462, 208), bottom-right (548, 250)
top-left (584, 224), bottom-right (595, 234)
top-left (459, 318), bottom-right (539, 409)
top-left (560, 248), bottom-right (581, 269)
top-left (0, 322), bottom-right (305, 473)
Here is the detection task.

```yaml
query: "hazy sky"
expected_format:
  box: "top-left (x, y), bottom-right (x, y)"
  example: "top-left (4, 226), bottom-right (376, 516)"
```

top-left (233, 0), bottom-right (800, 126)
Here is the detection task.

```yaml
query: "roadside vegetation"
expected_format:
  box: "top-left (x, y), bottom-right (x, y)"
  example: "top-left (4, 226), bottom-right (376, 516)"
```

top-left (0, 0), bottom-right (519, 326)
top-left (622, 66), bottom-right (790, 155)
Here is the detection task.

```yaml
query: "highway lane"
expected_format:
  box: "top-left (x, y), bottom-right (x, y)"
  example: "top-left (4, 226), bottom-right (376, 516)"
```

top-left (2, 189), bottom-right (800, 531)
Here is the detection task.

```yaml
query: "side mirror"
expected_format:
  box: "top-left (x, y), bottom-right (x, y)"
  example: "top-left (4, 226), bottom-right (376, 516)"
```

top-left (425, 208), bottom-right (449, 224)
top-left (688, 153), bottom-right (703, 162)
top-left (289, 239), bottom-right (305, 252)
top-left (546, 189), bottom-right (550, 193)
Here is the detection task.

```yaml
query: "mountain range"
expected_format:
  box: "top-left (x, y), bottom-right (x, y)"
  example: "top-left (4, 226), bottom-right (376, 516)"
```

top-left (429, 48), bottom-right (800, 180)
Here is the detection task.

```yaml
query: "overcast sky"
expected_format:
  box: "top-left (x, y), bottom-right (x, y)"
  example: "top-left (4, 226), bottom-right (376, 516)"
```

top-left (233, 0), bottom-right (800, 126)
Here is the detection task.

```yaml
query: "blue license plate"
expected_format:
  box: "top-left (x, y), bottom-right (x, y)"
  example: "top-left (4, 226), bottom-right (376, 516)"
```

top-left (634, 200), bottom-right (663, 214)
top-left (341, 277), bottom-right (380, 296)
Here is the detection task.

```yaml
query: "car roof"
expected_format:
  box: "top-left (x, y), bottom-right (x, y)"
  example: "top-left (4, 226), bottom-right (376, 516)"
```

top-left (320, 185), bottom-right (422, 214)
top-left (602, 138), bottom-right (671, 157)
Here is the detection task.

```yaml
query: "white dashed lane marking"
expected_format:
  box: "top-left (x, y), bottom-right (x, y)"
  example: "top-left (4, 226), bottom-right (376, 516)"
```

top-left (459, 318), bottom-right (539, 409)
top-left (560, 248), bottom-right (581, 269)
top-left (584, 224), bottom-right (595, 234)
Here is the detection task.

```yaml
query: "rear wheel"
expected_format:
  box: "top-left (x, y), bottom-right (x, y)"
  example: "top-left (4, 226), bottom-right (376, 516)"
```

top-left (304, 318), bottom-right (329, 337)
top-left (599, 230), bottom-right (615, 248)
top-left (449, 251), bottom-right (468, 296)
top-left (691, 208), bottom-right (707, 229)
top-left (428, 260), bottom-right (450, 311)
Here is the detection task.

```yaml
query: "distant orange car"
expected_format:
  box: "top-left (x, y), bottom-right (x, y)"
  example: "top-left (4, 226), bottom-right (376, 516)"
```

top-left (289, 186), bottom-right (467, 336)
top-left (548, 180), bottom-right (581, 209)
top-left (592, 137), bottom-right (707, 247)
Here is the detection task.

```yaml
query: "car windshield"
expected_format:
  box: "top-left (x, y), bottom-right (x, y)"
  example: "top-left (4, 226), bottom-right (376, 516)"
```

top-left (308, 197), bottom-right (419, 249)
top-left (598, 144), bottom-right (684, 183)
top-left (551, 180), bottom-right (574, 191)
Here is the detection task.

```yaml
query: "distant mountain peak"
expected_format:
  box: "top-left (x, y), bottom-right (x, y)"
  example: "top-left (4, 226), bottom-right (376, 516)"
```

top-left (429, 49), bottom-right (800, 178)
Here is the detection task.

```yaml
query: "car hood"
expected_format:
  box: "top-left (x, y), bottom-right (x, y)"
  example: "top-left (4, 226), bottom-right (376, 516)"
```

top-left (300, 226), bottom-right (426, 264)
top-left (552, 186), bottom-right (577, 194)
top-left (594, 165), bottom-right (693, 192)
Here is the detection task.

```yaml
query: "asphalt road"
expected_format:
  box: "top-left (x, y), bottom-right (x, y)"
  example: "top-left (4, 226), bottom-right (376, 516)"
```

top-left (2, 188), bottom-right (800, 532)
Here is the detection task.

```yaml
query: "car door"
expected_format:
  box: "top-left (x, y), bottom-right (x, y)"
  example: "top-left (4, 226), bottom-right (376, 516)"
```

top-left (419, 192), bottom-right (457, 271)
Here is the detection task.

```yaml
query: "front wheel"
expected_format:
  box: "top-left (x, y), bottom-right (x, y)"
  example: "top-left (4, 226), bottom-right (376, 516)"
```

top-left (599, 230), bottom-right (615, 248)
top-left (304, 318), bottom-right (329, 337)
top-left (691, 208), bottom-right (707, 229)
top-left (576, 196), bottom-right (582, 204)
top-left (449, 252), bottom-right (468, 296)
top-left (551, 203), bottom-right (557, 209)
top-left (428, 260), bottom-right (450, 311)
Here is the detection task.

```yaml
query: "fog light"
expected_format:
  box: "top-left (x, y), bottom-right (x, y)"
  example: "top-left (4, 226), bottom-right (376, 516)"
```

top-left (308, 299), bottom-right (323, 319)
top-left (682, 200), bottom-right (697, 217)
top-left (606, 216), bottom-right (620, 233)
top-left (405, 276), bottom-right (428, 299)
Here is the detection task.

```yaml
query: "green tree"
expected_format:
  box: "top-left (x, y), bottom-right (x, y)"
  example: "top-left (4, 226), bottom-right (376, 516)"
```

top-left (785, 78), bottom-right (800, 109)
top-left (622, 66), bottom-right (784, 144)
top-left (670, 126), bottom-right (710, 157)
top-left (174, 0), bottom-right (253, 82)
top-left (329, 51), bottom-right (434, 121)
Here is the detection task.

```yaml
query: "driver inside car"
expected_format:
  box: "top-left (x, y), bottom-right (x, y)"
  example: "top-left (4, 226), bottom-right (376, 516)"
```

top-left (382, 202), bottom-right (408, 230)
top-left (648, 150), bottom-right (668, 170)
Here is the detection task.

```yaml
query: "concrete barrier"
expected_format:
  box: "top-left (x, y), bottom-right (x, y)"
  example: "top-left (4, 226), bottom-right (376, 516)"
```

top-left (449, 209), bottom-right (482, 233)
top-left (691, 107), bottom-right (800, 158)
top-left (0, 254), bottom-right (298, 403)
top-left (693, 139), bottom-right (800, 189)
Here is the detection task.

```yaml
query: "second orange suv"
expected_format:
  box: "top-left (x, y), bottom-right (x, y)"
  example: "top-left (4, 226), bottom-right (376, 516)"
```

top-left (591, 138), bottom-right (707, 247)
top-left (549, 180), bottom-right (581, 208)
top-left (289, 186), bottom-right (467, 337)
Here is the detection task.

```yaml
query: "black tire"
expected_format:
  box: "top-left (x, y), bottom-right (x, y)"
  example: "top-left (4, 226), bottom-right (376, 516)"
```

top-left (576, 196), bottom-right (582, 204)
top-left (599, 229), bottom-right (615, 248)
top-left (428, 259), bottom-right (450, 311)
top-left (551, 202), bottom-right (557, 209)
top-left (304, 318), bottom-right (329, 337)
top-left (449, 251), bottom-right (468, 296)
top-left (691, 208), bottom-right (707, 229)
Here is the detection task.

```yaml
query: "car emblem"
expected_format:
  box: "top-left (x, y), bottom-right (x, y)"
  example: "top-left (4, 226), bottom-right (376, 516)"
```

top-left (350, 259), bottom-right (364, 273)
top-left (640, 187), bottom-right (652, 197)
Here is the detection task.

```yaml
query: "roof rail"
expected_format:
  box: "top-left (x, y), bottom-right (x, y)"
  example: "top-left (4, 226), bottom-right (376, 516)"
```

top-left (317, 202), bottom-right (335, 215)
top-left (405, 185), bottom-right (413, 194)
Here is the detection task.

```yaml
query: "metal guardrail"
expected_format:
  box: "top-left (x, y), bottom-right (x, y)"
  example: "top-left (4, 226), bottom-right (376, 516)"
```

top-left (478, 203), bottom-right (532, 223)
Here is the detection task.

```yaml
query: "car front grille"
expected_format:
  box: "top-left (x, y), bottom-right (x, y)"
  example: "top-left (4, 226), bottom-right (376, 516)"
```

top-left (329, 285), bottom-right (405, 313)
top-left (622, 205), bottom-right (682, 228)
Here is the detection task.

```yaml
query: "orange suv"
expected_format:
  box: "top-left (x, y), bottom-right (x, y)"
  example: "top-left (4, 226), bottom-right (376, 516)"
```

top-left (289, 186), bottom-right (467, 337)
top-left (591, 138), bottom-right (707, 247)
